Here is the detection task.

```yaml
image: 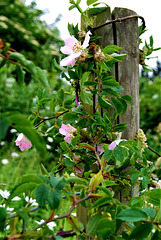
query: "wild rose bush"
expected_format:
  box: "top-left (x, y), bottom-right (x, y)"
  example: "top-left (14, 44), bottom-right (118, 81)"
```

top-left (0, 0), bottom-right (161, 239)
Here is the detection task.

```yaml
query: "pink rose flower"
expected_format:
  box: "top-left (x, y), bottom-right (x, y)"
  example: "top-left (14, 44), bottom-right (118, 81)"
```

top-left (108, 139), bottom-right (123, 150)
top-left (15, 133), bottom-right (32, 151)
top-left (59, 124), bottom-right (76, 144)
top-left (60, 31), bottom-right (91, 67)
top-left (97, 132), bottom-right (124, 152)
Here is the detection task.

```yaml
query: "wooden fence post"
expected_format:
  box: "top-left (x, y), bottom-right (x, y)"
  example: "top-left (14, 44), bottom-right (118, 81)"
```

top-left (77, 7), bottom-right (140, 237)
top-left (112, 7), bottom-right (140, 141)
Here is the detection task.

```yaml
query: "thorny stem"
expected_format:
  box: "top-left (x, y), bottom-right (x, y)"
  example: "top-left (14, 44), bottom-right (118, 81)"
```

top-left (75, 80), bottom-right (80, 107)
top-left (90, 14), bottom-right (146, 33)
top-left (32, 194), bottom-right (93, 232)
top-left (34, 110), bottom-right (69, 128)
top-left (37, 108), bottom-right (44, 120)
top-left (148, 145), bottom-right (161, 157)
top-left (0, 54), bottom-right (18, 65)
top-left (94, 144), bottom-right (101, 168)
top-left (54, 165), bottom-right (66, 175)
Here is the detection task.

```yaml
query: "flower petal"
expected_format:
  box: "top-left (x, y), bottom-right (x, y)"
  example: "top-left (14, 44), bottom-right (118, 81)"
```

top-left (82, 31), bottom-right (92, 49)
top-left (60, 36), bottom-right (78, 54)
top-left (64, 36), bottom-right (78, 49)
top-left (59, 124), bottom-right (69, 135)
top-left (60, 52), bottom-right (81, 66)
top-left (60, 55), bottom-right (75, 66)
top-left (64, 135), bottom-right (72, 144)
top-left (15, 133), bottom-right (32, 151)
top-left (108, 142), bottom-right (117, 150)
top-left (60, 45), bottom-right (73, 55)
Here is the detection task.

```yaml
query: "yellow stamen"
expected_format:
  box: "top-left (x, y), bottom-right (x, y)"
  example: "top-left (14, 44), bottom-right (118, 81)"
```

top-left (72, 42), bottom-right (82, 53)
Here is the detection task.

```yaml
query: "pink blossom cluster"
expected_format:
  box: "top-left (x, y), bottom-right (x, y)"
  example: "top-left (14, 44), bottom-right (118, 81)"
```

top-left (15, 133), bottom-right (32, 151)
top-left (60, 31), bottom-right (91, 67)
top-left (98, 132), bottom-right (124, 154)
top-left (59, 124), bottom-right (76, 144)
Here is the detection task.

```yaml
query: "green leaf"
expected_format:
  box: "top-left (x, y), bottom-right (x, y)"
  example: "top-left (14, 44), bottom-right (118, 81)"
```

top-left (100, 61), bottom-right (110, 71)
top-left (54, 236), bottom-right (64, 240)
top-left (66, 176), bottom-right (88, 184)
top-left (16, 65), bottom-right (25, 87)
top-left (68, 70), bottom-right (78, 79)
top-left (38, 69), bottom-right (50, 87)
top-left (35, 184), bottom-right (49, 206)
top-left (68, 22), bottom-right (75, 35)
top-left (111, 53), bottom-right (127, 61)
top-left (104, 180), bottom-right (117, 187)
top-left (130, 222), bottom-right (152, 239)
top-left (147, 189), bottom-right (161, 206)
top-left (86, 213), bottom-right (102, 235)
top-left (101, 88), bottom-right (119, 97)
top-left (48, 189), bottom-right (61, 210)
top-left (9, 52), bottom-right (49, 87)
top-left (117, 208), bottom-right (148, 222)
top-left (21, 175), bottom-right (45, 184)
top-left (84, 81), bottom-right (99, 86)
top-left (131, 173), bottom-right (139, 186)
top-left (0, 114), bottom-right (10, 140)
top-left (63, 112), bottom-right (79, 123)
top-left (92, 197), bottom-right (112, 208)
top-left (118, 98), bottom-right (127, 114)
top-left (52, 58), bottom-right (63, 71)
top-left (97, 218), bottom-right (116, 238)
top-left (113, 122), bottom-right (127, 132)
top-left (119, 140), bottom-right (139, 152)
top-left (103, 112), bottom-right (111, 124)
top-left (142, 65), bottom-right (153, 72)
top-left (79, 143), bottom-right (95, 151)
top-left (80, 72), bottom-right (91, 86)
top-left (104, 149), bottom-right (113, 161)
top-left (142, 208), bottom-right (156, 220)
top-left (9, 52), bottom-right (26, 65)
top-left (88, 7), bottom-right (107, 15)
top-left (80, 90), bottom-right (93, 105)
top-left (9, 112), bottom-right (46, 155)
top-left (103, 45), bottom-right (121, 53)
top-left (49, 174), bottom-right (65, 190)
top-left (111, 97), bottom-right (123, 113)
top-left (121, 95), bottom-right (133, 106)
top-left (87, 0), bottom-right (99, 6)
top-left (38, 97), bottom-right (51, 107)
top-left (57, 88), bottom-right (64, 102)
top-left (8, 182), bottom-right (38, 201)
top-left (141, 176), bottom-right (150, 189)
top-left (71, 135), bottom-right (80, 146)
top-left (102, 79), bottom-right (120, 88)
top-left (113, 146), bottom-right (128, 164)
top-left (60, 141), bottom-right (70, 151)
top-left (98, 96), bottom-right (112, 109)
top-left (0, 207), bottom-right (7, 232)
top-left (0, 59), bottom-right (6, 69)
top-left (89, 170), bottom-right (103, 191)
top-left (40, 163), bottom-right (49, 175)
top-left (76, 0), bottom-right (81, 4)
top-left (129, 197), bottom-right (144, 208)
top-left (62, 157), bottom-right (75, 167)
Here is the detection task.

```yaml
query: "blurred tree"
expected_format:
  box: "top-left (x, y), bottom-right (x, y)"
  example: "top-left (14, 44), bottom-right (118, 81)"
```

top-left (140, 62), bottom-right (161, 161)
top-left (0, 0), bottom-right (68, 120)
top-left (0, 0), bottom-right (63, 71)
